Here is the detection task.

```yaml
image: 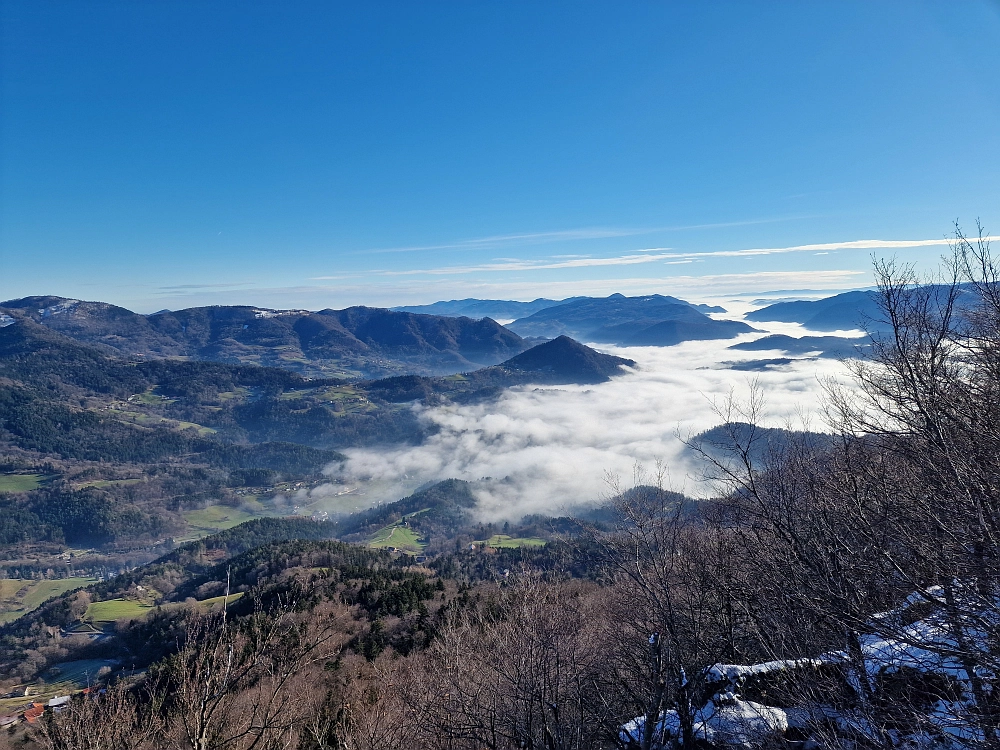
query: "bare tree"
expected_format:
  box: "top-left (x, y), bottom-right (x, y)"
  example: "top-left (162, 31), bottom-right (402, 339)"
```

top-left (34, 678), bottom-right (164, 750)
top-left (298, 656), bottom-right (412, 750)
top-left (598, 463), bottom-right (746, 749)
top-left (684, 225), bottom-right (1000, 746)
top-left (160, 589), bottom-right (349, 750)
top-left (404, 574), bottom-right (621, 749)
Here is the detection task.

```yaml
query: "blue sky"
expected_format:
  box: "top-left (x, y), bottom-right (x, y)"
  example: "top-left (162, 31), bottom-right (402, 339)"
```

top-left (2, 1), bottom-right (999, 312)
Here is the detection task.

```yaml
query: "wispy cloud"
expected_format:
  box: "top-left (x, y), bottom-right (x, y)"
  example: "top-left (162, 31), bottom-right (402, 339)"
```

top-left (156, 282), bottom-right (256, 292)
top-left (127, 269), bottom-right (866, 314)
top-left (376, 252), bottom-right (677, 276)
top-left (362, 237), bottom-right (954, 277)
top-left (354, 215), bottom-right (820, 256)
top-left (359, 227), bottom-right (649, 255)
top-left (692, 238), bottom-right (955, 258)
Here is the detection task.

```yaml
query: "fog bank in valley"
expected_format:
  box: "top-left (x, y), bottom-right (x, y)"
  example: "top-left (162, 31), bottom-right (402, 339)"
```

top-left (323, 316), bottom-right (864, 521)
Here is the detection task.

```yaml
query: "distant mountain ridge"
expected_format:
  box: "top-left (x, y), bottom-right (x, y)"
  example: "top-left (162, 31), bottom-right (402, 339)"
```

top-left (392, 297), bottom-right (584, 320)
top-left (745, 290), bottom-right (886, 331)
top-left (395, 295), bottom-right (727, 330)
top-left (729, 333), bottom-right (872, 359)
top-left (365, 336), bottom-right (635, 404)
top-left (0, 296), bottom-right (528, 378)
top-left (497, 335), bottom-right (634, 383)
top-left (746, 286), bottom-right (981, 333)
top-left (507, 293), bottom-right (748, 345)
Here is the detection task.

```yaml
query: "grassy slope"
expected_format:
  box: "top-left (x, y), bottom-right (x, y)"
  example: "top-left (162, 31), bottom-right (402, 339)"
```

top-left (197, 592), bottom-right (244, 608)
top-left (74, 478), bottom-right (144, 489)
top-left (370, 524), bottom-right (425, 552)
top-left (84, 598), bottom-right (154, 625)
top-left (0, 578), bottom-right (99, 624)
top-left (179, 504), bottom-right (270, 542)
top-left (0, 473), bottom-right (47, 492)
top-left (479, 534), bottom-right (547, 548)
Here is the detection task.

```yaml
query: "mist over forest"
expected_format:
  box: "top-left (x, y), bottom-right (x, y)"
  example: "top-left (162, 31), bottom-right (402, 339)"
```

top-left (7, 233), bottom-right (1000, 747)
top-left (4, 1), bottom-right (999, 746)
top-left (327, 326), bottom-right (860, 519)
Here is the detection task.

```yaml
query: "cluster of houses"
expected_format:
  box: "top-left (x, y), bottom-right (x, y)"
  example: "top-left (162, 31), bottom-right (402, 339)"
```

top-left (0, 687), bottom-right (99, 729)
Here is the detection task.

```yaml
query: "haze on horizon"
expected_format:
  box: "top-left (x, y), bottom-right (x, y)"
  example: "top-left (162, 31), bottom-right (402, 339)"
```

top-left (1, 1), bottom-right (999, 312)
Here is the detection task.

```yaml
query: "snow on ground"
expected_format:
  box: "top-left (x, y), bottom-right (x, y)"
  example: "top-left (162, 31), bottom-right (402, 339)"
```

top-left (621, 697), bottom-right (789, 748)
top-left (623, 592), bottom-right (996, 747)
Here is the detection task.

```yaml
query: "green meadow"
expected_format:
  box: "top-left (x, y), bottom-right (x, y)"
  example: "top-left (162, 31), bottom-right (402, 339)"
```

top-left (479, 534), bottom-right (547, 548)
top-left (0, 473), bottom-right (49, 493)
top-left (370, 524), bottom-right (425, 553)
top-left (84, 598), bottom-right (154, 625)
top-left (0, 577), bottom-right (99, 624)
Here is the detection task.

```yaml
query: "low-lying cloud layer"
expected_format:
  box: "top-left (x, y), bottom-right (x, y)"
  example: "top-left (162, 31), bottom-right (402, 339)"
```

top-left (324, 316), bottom-right (863, 521)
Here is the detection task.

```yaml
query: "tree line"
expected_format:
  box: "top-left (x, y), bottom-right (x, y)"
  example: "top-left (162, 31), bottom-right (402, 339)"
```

top-left (10, 226), bottom-right (1000, 748)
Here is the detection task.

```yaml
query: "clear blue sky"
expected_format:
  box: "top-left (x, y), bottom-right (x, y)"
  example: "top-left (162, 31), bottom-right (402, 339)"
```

top-left (2, 1), bottom-right (999, 312)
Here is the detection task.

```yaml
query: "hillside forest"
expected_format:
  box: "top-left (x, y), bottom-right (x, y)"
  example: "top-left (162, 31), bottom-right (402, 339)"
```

top-left (2, 229), bottom-right (1000, 747)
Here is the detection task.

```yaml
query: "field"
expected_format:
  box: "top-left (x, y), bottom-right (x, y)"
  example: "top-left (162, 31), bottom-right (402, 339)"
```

top-left (480, 535), bottom-right (547, 548)
top-left (370, 524), bottom-right (425, 552)
top-left (132, 412), bottom-right (217, 435)
top-left (0, 577), bottom-right (98, 624)
top-left (217, 387), bottom-right (250, 401)
top-left (198, 592), bottom-right (244, 609)
top-left (44, 659), bottom-right (116, 688)
top-left (84, 598), bottom-right (154, 625)
top-left (0, 473), bottom-right (48, 493)
top-left (129, 388), bottom-right (175, 405)
top-left (278, 384), bottom-right (378, 414)
top-left (179, 502), bottom-right (269, 542)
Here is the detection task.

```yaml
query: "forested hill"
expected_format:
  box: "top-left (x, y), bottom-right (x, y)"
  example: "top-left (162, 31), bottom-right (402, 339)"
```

top-left (0, 296), bottom-right (528, 378)
top-left (506, 293), bottom-right (750, 345)
top-left (0, 318), bottom-right (634, 559)
top-left (499, 334), bottom-right (634, 381)
top-left (364, 336), bottom-right (635, 403)
top-left (333, 478), bottom-right (478, 541)
top-left (744, 290), bottom-right (886, 331)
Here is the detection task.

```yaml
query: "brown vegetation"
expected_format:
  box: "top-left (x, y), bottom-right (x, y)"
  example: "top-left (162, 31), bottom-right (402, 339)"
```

top-left (5, 226), bottom-right (1000, 748)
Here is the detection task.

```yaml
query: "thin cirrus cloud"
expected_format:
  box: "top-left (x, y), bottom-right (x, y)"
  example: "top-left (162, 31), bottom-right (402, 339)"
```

top-left (356, 216), bottom-right (823, 256)
top-left (129, 268), bottom-right (869, 314)
top-left (310, 237), bottom-right (956, 279)
top-left (358, 227), bottom-right (650, 254)
top-left (156, 282), bottom-right (256, 291)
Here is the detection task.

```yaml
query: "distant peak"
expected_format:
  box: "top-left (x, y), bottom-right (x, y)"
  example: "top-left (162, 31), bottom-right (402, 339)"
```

top-left (498, 335), bottom-right (635, 384)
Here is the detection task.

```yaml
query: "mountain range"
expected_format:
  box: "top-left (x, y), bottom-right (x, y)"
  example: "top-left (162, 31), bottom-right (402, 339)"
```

top-left (392, 297), bottom-right (584, 321)
top-left (506, 294), bottom-right (748, 345)
top-left (0, 296), bottom-right (527, 378)
top-left (745, 290), bottom-right (886, 331)
top-left (0, 293), bottom-right (755, 385)
top-left (728, 333), bottom-right (871, 359)
top-left (365, 335), bottom-right (636, 404)
top-left (0, 310), bottom-right (632, 565)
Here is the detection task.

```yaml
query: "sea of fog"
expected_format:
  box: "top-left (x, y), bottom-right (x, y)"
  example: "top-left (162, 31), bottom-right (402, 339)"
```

top-left (289, 303), bottom-right (866, 521)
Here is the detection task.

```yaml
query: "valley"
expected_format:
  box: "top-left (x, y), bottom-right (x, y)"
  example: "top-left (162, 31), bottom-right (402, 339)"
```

top-left (4, 6), bottom-right (992, 743)
top-left (0, 290), bottom-right (869, 577)
top-left (0, 288), bottom-right (897, 747)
